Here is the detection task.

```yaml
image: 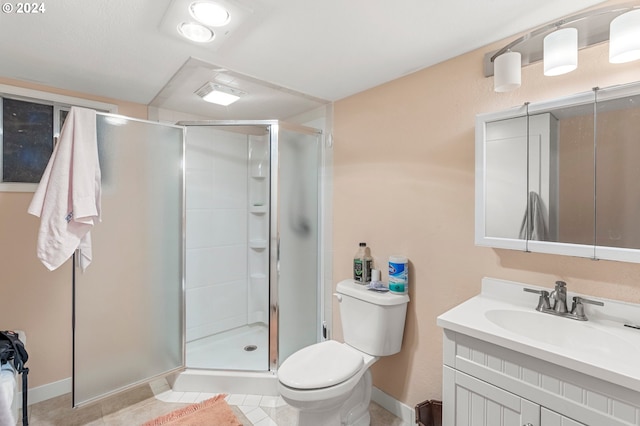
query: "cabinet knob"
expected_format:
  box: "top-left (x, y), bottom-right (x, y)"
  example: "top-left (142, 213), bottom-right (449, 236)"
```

top-left (523, 423), bottom-right (534, 426)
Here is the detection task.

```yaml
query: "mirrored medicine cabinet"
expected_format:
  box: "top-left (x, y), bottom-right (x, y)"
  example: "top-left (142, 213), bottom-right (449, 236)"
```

top-left (476, 81), bottom-right (640, 263)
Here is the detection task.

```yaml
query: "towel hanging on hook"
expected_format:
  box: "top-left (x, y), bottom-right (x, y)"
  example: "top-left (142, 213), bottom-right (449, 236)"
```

top-left (27, 107), bottom-right (101, 271)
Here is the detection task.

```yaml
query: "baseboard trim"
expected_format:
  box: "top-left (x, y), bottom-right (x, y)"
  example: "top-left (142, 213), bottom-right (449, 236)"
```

top-left (17, 377), bottom-right (71, 407)
top-left (371, 386), bottom-right (414, 425)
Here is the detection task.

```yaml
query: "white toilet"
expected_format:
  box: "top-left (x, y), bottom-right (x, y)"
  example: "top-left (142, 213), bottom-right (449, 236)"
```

top-left (278, 279), bottom-right (410, 426)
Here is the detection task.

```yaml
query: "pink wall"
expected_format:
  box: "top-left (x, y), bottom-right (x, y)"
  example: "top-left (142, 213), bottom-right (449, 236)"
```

top-left (0, 77), bottom-right (147, 387)
top-left (332, 12), bottom-right (640, 407)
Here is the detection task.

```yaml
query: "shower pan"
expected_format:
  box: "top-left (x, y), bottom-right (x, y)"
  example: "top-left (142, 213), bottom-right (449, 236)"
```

top-left (72, 117), bottom-right (324, 406)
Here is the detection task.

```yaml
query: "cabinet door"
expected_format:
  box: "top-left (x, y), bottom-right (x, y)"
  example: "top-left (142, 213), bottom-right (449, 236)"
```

top-left (541, 408), bottom-right (586, 426)
top-left (446, 367), bottom-right (540, 426)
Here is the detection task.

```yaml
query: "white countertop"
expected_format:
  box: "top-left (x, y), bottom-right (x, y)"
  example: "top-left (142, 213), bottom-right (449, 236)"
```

top-left (437, 277), bottom-right (640, 392)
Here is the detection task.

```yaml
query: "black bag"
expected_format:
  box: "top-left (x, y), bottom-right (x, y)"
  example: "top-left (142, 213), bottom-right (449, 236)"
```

top-left (0, 330), bottom-right (29, 426)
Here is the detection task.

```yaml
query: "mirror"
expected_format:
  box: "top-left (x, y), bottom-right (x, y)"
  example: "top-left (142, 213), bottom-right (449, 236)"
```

top-left (595, 87), bottom-right (640, 254)
top-left (476, 82), bottom-right (640, 263)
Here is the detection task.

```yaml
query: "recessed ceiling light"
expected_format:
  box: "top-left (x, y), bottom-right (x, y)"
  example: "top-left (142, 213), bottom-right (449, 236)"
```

top-left (190, 1), bottom-right (230, 27)
top-left (195, 82), bottom-right (245, 106)
top-left (178, 22), bottom-right (214, 43)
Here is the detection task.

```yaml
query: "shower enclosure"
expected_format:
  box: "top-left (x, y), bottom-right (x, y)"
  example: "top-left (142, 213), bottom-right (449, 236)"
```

top-left (72, 117), bottom-right (323, 406)
top-left (181, 121), bottom-right (321, 373)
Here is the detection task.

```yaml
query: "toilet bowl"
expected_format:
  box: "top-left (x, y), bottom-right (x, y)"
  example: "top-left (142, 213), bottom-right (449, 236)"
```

top-left (278, 340), bottom-right (378, 426)
top-left (277, 279), bottom-right (410, 426)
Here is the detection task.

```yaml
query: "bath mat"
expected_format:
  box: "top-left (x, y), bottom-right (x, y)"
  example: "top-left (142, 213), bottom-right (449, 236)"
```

top-left (142, 394), bottom-right (242, 426)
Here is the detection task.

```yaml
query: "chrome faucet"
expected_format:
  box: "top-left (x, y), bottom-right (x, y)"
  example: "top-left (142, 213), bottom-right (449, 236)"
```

top-left (524, 281), bottom-right (604, 321)
top-left (550, 281), bottom-right (568, 314)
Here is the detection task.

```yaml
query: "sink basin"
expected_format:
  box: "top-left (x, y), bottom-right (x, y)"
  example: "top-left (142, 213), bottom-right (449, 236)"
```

top-left (437, 278), bottom-right (640, 392)
top-left (485, 309), bottom-right (637, 358)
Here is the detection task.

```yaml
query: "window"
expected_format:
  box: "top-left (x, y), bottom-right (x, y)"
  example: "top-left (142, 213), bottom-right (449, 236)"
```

top-left (2, 97), bottom-right (57, 184)
top-left (0, 84), bottom-right (117, 192)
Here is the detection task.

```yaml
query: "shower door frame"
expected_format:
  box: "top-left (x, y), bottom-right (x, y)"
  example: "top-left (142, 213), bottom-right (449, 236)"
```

top-left (180, 119), bottom-right (323, 372)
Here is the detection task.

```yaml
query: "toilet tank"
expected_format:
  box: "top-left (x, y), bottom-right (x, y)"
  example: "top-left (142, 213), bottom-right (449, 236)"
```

top-left (336, 279), bottom-right (410, 356)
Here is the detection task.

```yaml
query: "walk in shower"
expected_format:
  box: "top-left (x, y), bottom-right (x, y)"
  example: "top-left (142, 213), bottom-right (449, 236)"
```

top-left (72, 117), bottom-right (324, 406)
top-left (182, 121), bottom-right (321, 374)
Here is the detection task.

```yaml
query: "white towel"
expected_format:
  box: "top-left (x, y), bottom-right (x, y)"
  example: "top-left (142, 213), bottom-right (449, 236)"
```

top-left (27, 107), bottom-right (100, 271)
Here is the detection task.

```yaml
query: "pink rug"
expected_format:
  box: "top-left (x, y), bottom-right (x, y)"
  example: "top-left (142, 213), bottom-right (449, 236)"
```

top-left (142, 394), bottom-right (242, 426)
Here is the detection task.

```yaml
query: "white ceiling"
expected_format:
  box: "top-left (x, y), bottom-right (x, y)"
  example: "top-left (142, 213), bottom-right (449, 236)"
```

top-left (0, 0), bottom-right (605, 119)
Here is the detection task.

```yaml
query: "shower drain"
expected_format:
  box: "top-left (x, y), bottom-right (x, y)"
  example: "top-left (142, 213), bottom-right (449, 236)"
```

top-left (244, 345), bottom-right (258, 352)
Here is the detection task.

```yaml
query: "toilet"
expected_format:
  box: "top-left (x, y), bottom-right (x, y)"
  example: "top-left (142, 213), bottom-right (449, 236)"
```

top-left (278, 279), bottom-right (410, 426)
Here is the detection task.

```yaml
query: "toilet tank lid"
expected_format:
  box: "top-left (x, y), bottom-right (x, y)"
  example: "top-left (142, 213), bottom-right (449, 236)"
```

top-left (336, 280), bottom-right (409, 306)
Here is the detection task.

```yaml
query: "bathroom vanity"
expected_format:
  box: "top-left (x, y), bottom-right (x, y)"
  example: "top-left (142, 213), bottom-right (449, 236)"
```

top-left (437, 278), bottom-right (640, 426)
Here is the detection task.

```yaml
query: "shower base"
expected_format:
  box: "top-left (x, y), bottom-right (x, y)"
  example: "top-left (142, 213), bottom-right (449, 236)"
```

top-left (170, 368), bottom-right (279, 396)
top-left (186, 324), bottom-right (268, 371)
top-left (174, 324), bottom-right (278, 395)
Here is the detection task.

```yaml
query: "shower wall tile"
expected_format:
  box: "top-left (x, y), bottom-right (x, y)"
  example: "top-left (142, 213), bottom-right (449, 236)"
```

top-left (186, 210), bottom-right (214, 249)
top-left (186, 246), bottom-right (247, 289)
top-left (212, 175), bottom-right (247, 210)
top-left (185, 170), bottom-right (214, 210)
top-left (212, 157), bottom-right (248, 209)
top-left (212, 209), bottom-right (247, 246)
top-left (186, 279), bottom-right (247, 341)
top-left (185, 138), bottom-right (214, 170)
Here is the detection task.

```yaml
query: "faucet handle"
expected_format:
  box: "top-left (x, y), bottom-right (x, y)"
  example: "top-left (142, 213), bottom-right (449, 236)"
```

top-left (573, 296), bottom-right (604, 306)
top-left (523, 288), bottom-right (551, 311)
top-left (571, 296), bottom-right (604, 320)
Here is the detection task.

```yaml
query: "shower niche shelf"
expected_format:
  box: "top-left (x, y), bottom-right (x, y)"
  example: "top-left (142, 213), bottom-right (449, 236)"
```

top-left (250, 205), bottom-right (267, 214)
top-left (248, 135), bottom-right (269, 328)
top-left (249, 239), bottom-right (268, 249)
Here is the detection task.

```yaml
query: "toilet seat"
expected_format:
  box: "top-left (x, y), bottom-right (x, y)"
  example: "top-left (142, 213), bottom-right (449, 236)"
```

top-left (278, 340), bottom-right (363, 390)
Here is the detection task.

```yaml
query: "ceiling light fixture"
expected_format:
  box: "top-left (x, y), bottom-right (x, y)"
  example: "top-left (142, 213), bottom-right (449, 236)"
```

top-left (190, 1), bottom-right (231, 27)
top-left (195, 82), bottom-right (245, 106)
top-left (178, 22), bottom-right (214, 42)
top-left (543, 28), bottom-right (578, 76)
top-left (494, 51), bottom-right (521, 92)
top-left (609, 9), bottom-right (640, 64)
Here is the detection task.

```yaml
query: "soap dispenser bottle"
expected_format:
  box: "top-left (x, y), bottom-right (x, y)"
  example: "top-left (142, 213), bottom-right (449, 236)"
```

top-left (353, 242), bottom-right (373, 283)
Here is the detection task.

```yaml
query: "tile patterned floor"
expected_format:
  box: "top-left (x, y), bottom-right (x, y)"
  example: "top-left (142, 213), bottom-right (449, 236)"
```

top-left (25, 380), bottom-right (406, 425)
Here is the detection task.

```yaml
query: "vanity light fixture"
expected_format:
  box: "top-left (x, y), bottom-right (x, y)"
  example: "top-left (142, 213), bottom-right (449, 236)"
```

top-left (494, 51), bottom-right (521, 92)
top-left (485, 2), bottom-right (640, 93)
top-left (195, 82), bottom-right (245, 106)
top-left (609, 9), bottom-right (640, 63)
top-left (189, 1), bottom-right (231, 27)
top-left (543, 28), bottom-right (578, 76)
top-left (178, 22), bottom-right (214, 43)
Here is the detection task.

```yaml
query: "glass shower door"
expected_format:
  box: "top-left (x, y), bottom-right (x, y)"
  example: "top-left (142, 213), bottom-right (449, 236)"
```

top-left (275, 125), bottom-right (321, 363)
top-left (73, 115), bottom-right (184, 407)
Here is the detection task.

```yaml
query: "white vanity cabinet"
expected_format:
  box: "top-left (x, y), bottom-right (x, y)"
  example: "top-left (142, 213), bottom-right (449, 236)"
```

top-left (541, 408), bottom-right (586, 426)
top-left (445, 364), bottom-right (587, 426)
top-left (444, 365), bottom-right (540, 425)
top-left (442, 329), bottom-right (637, 426)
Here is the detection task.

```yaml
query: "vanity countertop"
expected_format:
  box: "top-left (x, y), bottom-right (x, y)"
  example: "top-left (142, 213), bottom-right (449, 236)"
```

top-left (437, 277), bottom-right (640, 392)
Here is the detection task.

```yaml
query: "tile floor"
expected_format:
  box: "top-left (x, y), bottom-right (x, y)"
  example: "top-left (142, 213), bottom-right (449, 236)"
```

top-left (25, 379), bottom-right (407, 425)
